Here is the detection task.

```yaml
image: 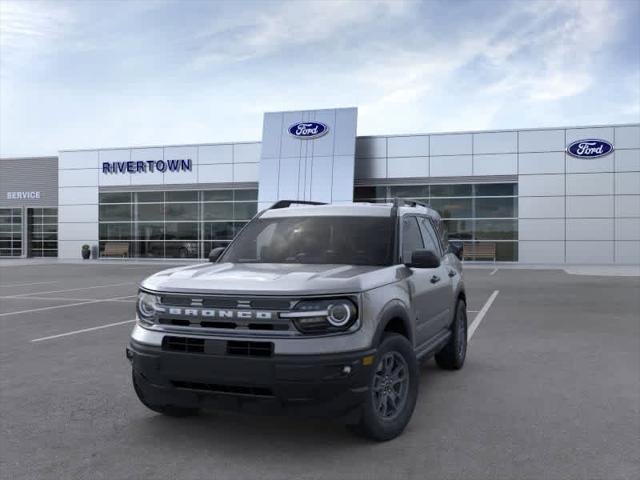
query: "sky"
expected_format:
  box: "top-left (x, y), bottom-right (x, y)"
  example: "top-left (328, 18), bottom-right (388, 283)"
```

top-left (0, 0), bottom-right (638, 157)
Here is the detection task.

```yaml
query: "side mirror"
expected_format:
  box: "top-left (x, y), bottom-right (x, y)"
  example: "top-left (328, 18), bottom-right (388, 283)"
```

top-left (449, 242), bottom-right (463, 261)
top-left (406, 249), bottom-right (440, 269)
top-left (208, 247), bottom-right (226, 263)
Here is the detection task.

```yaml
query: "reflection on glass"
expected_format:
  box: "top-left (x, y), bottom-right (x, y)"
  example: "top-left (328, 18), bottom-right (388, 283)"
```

top-left (430, 199), bottom-right (473, 218)
top-left (100, 222), bottom-right (132, 240)
top-left (234, 203), bottom-right (257, 220)
top-left (99, 204), bottom-right (131, 221)
top-left (430, 184), bottom-right (472, 197)
top-left (202, 203), bottom-right (233, 220)
top-left (165, 203), bottom-right (198, 221)
top-left (354, 186), bottom-right (387, 200)
top-left (474, 183), bottom-right (517, 197)
top-left (389, 185), bottom-right (428, 198)
top-left (234, 189), bottom-right (258, 201)
top-left (474, 220), bottom-right (517, 240)
top-left (136, 192), bottom-right (163, 203)
top-left (165, 222), bottom-right (199, 240)
top-left (135, 203), bottom-right (164, 221)
top-left (99, 192), bottom-right (132, 204)
top-left (166, 191), bottom-right (198, 202)
top-left (474, 198), bottom-right (517, 218)
top-left (203, 190), bottom-right (233, 201)
top-left (135, 223), bottom-right (164, 241)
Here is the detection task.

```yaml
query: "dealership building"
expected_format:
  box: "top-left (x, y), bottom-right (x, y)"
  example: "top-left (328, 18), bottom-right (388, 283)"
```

top-left (1, 107), bottom-right (639, 264)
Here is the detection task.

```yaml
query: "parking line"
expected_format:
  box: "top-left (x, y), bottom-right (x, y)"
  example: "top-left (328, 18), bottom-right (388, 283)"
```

top-left (31, 319), bottom-right (136, 343)
top-left (0, 281), bottom-right (58, 288)
top-left (489, 268), bottom-right (498, 276)
top-left (9, 282), bottom-right (135, 298)
top-left (468, 290), bottom-right (499, 340)
top-left (0, 295), bottom-right (135, 317)
top-left (0, 295), bottom-right (136, 302)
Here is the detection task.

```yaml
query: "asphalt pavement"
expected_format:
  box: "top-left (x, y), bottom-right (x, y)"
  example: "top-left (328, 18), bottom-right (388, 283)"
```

top-left (0, 261), bottom-right (638, 480)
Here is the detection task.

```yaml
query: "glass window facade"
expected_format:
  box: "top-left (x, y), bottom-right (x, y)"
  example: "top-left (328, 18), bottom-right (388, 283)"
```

top-left (0, 208), bottom-right (23, 257)
top-left (28, 208), bottom-right (58, 257)
top-left (98, 189), bottom-right (258, 259)
top-left (354, 182), bottom-right (518, 261)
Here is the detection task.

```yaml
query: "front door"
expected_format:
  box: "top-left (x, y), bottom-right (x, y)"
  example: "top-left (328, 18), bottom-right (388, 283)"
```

top-left (401, 216), bottom-right (445, 348)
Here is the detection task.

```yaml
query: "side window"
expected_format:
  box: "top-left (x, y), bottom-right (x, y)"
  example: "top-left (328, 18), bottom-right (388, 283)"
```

top-left (418, 217), bottom-right (441, 256)
top-left (432, 218), bottom-right (449, 252)
top-left (402, 216), bottom-right (424, 262)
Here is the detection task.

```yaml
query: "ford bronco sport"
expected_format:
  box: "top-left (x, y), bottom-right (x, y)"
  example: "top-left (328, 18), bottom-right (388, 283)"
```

top-left (127, 199), bottom-right (467, 441)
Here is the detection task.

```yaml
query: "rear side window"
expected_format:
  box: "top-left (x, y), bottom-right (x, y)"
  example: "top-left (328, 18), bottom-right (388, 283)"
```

top-left (418, 217), bottom-right (441, 256)
top-left (401, 217), bottom-right (424, 263)
top-left (432, 218), bottom-right (449, 252)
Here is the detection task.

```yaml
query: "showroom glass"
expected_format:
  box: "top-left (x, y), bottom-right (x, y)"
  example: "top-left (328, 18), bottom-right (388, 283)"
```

top-left (27, 208), bottom-right (58, 257)
top-left (0, 208), bottom-right (23, 257)
top-left (98, 189), bottom-right (257, 259)
top-left (221, 216), bottom-right (394, 266)
top-left (354, 182), bottom-right (519, 261)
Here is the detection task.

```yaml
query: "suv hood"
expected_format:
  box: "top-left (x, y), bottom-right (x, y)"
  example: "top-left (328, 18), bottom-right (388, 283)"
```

top-left (140, 262), bottom-right (403, 296)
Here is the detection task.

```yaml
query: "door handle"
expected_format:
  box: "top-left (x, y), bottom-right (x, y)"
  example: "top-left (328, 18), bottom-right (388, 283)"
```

top-left (448, 270), bottom-right (457, 278)
top-left (430, 275), bottom-right (441, 284)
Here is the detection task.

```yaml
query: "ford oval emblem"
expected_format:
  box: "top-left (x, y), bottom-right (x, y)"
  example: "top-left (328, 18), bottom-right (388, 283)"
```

top-left (567, 139), bottom-right (614, 159)
top-left (288, 122), bottom-right (329, 139)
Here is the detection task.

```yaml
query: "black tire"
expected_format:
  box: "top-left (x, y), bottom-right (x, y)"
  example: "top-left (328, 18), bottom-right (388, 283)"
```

top-left (132, 371), bottom-right (199, 417)
top-left (435, 299), bottom-right (467, 370)
top-left (348, 333), bottom-right (419, 441)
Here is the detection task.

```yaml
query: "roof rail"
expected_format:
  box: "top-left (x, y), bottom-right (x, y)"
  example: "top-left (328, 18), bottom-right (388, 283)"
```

top-left (269, 200), bottom-right (327, 210)
top-left (391, 197), bottom-right (431, 209)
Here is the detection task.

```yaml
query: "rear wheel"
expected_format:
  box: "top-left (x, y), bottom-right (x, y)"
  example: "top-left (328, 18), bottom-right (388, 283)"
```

top-left (435, 299), bottom-right (467, 370)
top-left (132, 371), bottom-right (199, 417)
top-left (348, 333), bottom-right (418, 441)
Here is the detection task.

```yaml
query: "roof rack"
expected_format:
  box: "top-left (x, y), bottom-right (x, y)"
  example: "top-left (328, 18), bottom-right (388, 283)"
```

top-left (391, 198), bottom-right (431, 209)
top-left (269, 200), bottom-right (327, 210)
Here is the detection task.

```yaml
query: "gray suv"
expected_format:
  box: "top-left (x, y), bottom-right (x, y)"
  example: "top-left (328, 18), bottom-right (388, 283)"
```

top-left (127, 199), bottom-right (467, 441)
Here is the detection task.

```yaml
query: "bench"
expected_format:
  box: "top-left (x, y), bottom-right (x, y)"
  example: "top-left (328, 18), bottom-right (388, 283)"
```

top-left (462, 242), bottom-right (496, 262)
top-left (102, 242), bottom-right (129, 258)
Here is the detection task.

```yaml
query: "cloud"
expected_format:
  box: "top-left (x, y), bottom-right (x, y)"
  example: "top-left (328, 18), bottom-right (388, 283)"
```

top-left (0, 0), bottom-right (637, 156)
top-left (356, 0), bottom-right (624, 133)
top-left (190, 0), bottom-right (409, 67)
top-left (0, 0), bottom-right (73, 67)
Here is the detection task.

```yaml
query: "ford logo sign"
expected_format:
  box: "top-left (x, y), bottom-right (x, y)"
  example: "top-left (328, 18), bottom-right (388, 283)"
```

top-left (288, 122), bottom-right (328, 139)
top-left (567, 139), bottom-right (614, 159)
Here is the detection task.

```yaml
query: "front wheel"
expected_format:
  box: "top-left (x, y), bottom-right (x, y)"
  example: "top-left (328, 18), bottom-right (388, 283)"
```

top-left (435, 299), bottom-right (467, 370)
top-left (348, 333), bottom-right (419, 441)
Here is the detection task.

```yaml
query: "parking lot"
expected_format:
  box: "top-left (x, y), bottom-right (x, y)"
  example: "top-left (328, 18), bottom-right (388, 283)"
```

top-left (0, 261), bottom-right (638, 480)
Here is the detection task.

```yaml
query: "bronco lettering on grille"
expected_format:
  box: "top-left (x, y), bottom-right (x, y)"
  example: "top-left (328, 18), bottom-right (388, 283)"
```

top-left (162, 307), bottom-right (275, 320)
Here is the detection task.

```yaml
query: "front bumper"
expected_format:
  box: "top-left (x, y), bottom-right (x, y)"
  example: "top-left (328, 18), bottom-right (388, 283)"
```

top-left (128, 338), bottom-right (376, 420)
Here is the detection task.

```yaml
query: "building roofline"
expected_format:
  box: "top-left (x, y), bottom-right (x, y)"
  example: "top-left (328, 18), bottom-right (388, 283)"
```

top-left (355, 122), bottom-right (640, 139)
top-left (7, 122), bottom-right (635, 156)
top-left (58, 140), bottom-right (261, 154)
top-left (0, 156), bottom-right (58, 161)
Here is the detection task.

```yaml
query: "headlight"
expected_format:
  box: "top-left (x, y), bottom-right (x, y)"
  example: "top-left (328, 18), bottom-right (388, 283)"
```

top-left (282, 298), bottom-right (358, 334)
top-left (137, 291), bottom-right (160, 325)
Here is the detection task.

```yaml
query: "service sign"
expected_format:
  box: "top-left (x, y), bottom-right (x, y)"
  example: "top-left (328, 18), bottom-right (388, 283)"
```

top-left (6, 191), bottom-right (40, 200)
top-left (288, 122), bottom-right (329, 139)
top-left (566, 139), bottom-right (613, 159)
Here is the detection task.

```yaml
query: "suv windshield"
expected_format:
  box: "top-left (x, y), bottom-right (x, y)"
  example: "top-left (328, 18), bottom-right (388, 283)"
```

top-left (220, 216), bottom-right (393, 266)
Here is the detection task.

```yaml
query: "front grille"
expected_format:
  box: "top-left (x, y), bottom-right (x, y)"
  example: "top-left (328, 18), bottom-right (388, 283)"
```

top-left (162, 336), bottom-right (204, 353)
top-left (171, 380), bottom-right (273, 397)
top-left (227, 340), bottom-right (273, 357)
top-left (161, 336), bottom-right (274, 357)
top-left (154, 294), bottom-right (298, 334)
